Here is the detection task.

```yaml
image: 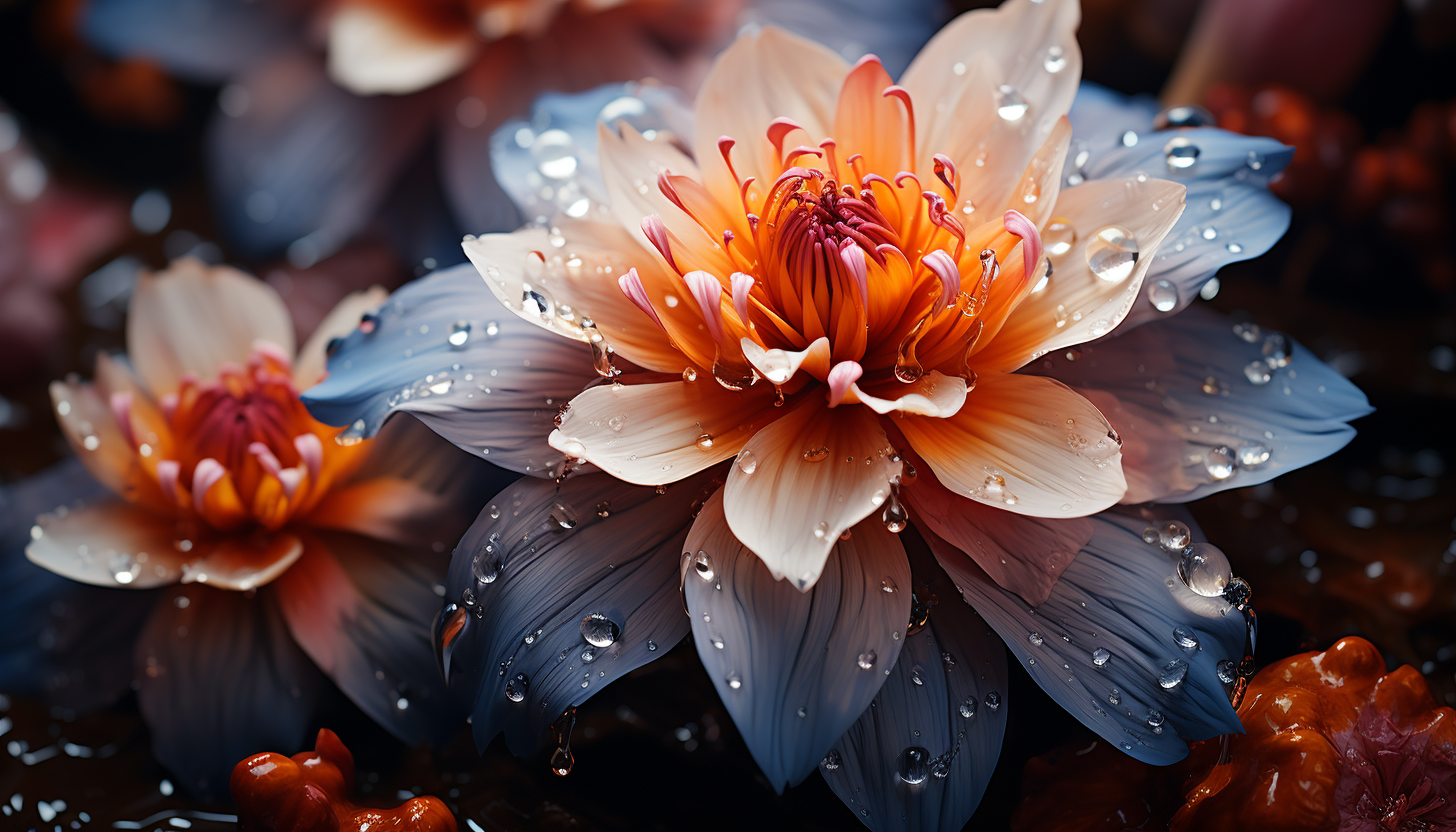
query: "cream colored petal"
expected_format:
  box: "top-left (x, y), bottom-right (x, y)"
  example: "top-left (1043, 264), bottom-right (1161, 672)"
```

top-left (895, 372), bottom-right (1125, 518)
top-left (900, 0), bottom-right (1081, 212)
top-left (183, 533), bottom-right (305, 591)
top-left (295, 286), bottom-right (389, 389)
top-left (972, 176), bottom-right (1185, 372)
top-left (692, 26), bottom-right (849, 200)
top-left (549, 377), bottom-right (780, 485)
top-left (49, 379), bottom-right (169, 510)
top-left (722, 400), bottom-right (902, 590)
top-left (462, 223), bottom-right (685, 373)
top-left (1004, 116), bottom-right (1072, 228)
top-left (27, 500), bottom-right (184, 588)
top-left (92, 352), bottom-right (175, 462)
top-left (846, 371), bottom-right (968, 418)
top-left (127, 258), bottom-right (295, 393)
top-left (741, 336), bottom-right (832, 384)
top-left (327, 2), bottom-right (478, 96)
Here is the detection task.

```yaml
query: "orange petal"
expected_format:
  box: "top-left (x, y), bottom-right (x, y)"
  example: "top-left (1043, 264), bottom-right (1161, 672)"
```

top-left (49, 379), bottom-right (170, 511)
top-left (895, 372), bottom-right (1125, 517)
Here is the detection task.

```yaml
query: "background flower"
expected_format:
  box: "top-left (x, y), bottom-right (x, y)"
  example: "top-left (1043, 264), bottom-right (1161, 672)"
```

top-left (0, 259), bottom-right (497, 795)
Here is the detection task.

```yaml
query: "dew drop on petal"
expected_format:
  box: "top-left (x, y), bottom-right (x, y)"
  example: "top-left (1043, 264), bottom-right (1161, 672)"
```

top-left (1173, 626), bottom-right (1200, 650)
top-left (1086, 226), bottom-right (1139, 283)
top-left (898, 747), bottom-right (931, 785)
top-left (1043, 45), bottom-right (1067, 73)
top-left (1148, 279), bottom-right (1178, 312)
top-left (505, 672), bottom-right (529, 702)
top-left (1205, 446), bottom-right (1236, 480)
top-left (691, 551), bottom-right (714, 581)
top-left (580, 613), bottom-right (619, 648)
top-left (1163, 137), bottom-right (1200, 169)
top-left (1043, 218), bottom-right (1076, 258)
top-left (995, 85), bottom-right (1028, 121)
top-left (1244, 361), bottom-right (1272, 385)
top-left (1178, 542), bottom-right (1232, 597)
top-left (448, 320), bottom-right (472, 349)
top-left (1237, 443), bottom-right (1271, 468)
top-left (1158, 521), bottom-right (1191, 552)
top-left (822, 750), bottom-right (842, 770)
top-left (1091, 647), bottom-right (1111, 667)
top-left (857, 650), bottom-right (877, 670)
top-left (1158, 659), bottom-right (1189, 690)
top-left (736, 450), bottom-right (758, 475)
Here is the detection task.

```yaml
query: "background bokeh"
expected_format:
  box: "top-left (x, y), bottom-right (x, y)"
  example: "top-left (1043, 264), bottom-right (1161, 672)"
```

top-left (1, 0), bottom-right (1454, 828)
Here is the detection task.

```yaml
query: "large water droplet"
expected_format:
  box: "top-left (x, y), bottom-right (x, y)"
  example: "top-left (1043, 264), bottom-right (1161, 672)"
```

top-left (1158, 521), bottom-right (1191, 552)
top-left (881, 488), bottom-right (908, 533)
top-left (1091, 647), bottom-right (1111, 667)
top-left (505, 672), bottom-right (529, 702)
top-left (726, 672), bottom-right (743, 690)
top-left (521, 283), bottom-right (555, 318)
top-left (109, 553), bottom-right (140, 584)
top-left (857, 650), bottom-right (877, 670)
top-left (1044, 218), bottom-right (1076, 258)
top-left (472, 545), bottom-right (501, 586)
top-left (1158, 659), bottom-right (1189, 690)
top-left (550, 501), bottom-right (579, 530)
top-left (1173, 626), bottom-right (1200, 650)
top-left (1163, 137), bottom-right (1200, 169)
top-left (801, 445), bottom-right (829, 463)
top-left (1178, 542), bottom-right (1232, 597)
top-left (1043, 45), bottom-right (1067, 73)
top-left (1205, 446), bottom-right (1236, 480)
top-left (736, 450), bottom-right (758, 475)
top-left (898, 747), bottom-right (931, 785)
top-left (1244, 361), bottom-right (1272, 385)
top-left (448, 320), bottom-right (472, 349)
top-left (959, 697), bottom-right (977, 718)
top-left (1237, 443), bottom-right (1271, 468)
top-left (1086, 226), bottom-right (1139, 283)
top-left (996, 86), bottom-right (1028, 121)
top-left (1029, 632), bottom-right (1044, 647)
top-left (1148, 279), bottom-right (1178, 312)
top-left (532, 129), bottom-right (578, 179)
top-left (695, 433), bottom-right (714, 451)
top-left (580, 613), bottom-right (619, 648)
top-left (984, 691), bottom-right (1002, 711)
top-left (1216, 659), bottom-right (1237, 684)
top-left (692, 551), bottom-right (714, 581)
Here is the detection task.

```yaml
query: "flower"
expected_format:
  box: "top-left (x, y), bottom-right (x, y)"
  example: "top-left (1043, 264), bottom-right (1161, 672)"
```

top-left (1, 259), bottom-right (491, 796)
top-left (232, 729), bottom-right (457, 832)
top-left (1013, 637), bottom-right (1456, 832)
top-left (78, 0), bottom-right (938, 263)
top-left (303, 0), bottom-right (1371, 826)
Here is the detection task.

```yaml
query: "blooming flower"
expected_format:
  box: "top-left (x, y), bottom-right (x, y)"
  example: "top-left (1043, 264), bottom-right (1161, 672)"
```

top-left (1013, 637), bottom-right (1456, 832)
top-left (303, 0), bottom-right (1371, 826)
top-left (1, 259), bottom-right (491, 796)
top-left (78, 0), bottom-right (937, 263)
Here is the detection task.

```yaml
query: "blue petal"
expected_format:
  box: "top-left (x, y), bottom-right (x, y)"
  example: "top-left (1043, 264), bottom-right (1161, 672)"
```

top-left (489, 82), bottom-right (693, 224)
top-left (1031, 307), bottom-right (1372, 502)
top-left (1065, 84), bottom-right (1294, 327)
top-left (930, 508), bottom-right (1246, 766)
top-left (683, 492), bottom-right (910, 792)
top-left (0, 460), bottom-right (155, 712)
top-left (83, 0), bottom-right (291, 81)
top-left (276, 531), bottom-right (460, 746)
top-left (823, 541), bottom-right (1009, 831)
top-left (742, 0), bottom-right (942, 77)
top-left (301, 264), bottom-right (597, 478)
top-left (135, 584), bottom-right (329, 798)
top-left (444, 473), bottom-right (706, 755)
top-left (207, 54), bottom-right (433, 257)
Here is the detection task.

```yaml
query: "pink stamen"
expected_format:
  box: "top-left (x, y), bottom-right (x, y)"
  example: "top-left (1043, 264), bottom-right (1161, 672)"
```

top-left (766, 117), bottom-right (805, 159)
top-left (882, 84), bottom-right (916, 155)
top-left (1004, 209), bottom-right (1043, 278)
top-left (894, 171), bottom-right (921, 190)
top-left (827, 361), bottom-right (863, 408)
top-left (156, 460), bottom-right (181, 505)
top-left (657, 171), bottom-right (686, 213)
top-left (684, 271), bottom-right (726, 343)
top-left (294, 433), bottom-right (323, 482)
top-left (731, 272), bottom-right (755, 324)
top-left (932, 154), bottom-right (959, 195)
top-left (192, 458), bottom-right (227, 515)
top-left (276, 468), bottom-right (304, 499)
top-left (641, 215), bottom-right (679, 273)
top-left (617, 269), bottom-right (665, 330)
top-left (251, 339), bottom-right (292, 371)
top-left (249, 442), bottom-right (283, 477)
top-left (109, 391), bottom-right (136, 447)
top-left (922, 250), bottom-right (961, 309)
top-left (839, 241), bottom-right (868, 303)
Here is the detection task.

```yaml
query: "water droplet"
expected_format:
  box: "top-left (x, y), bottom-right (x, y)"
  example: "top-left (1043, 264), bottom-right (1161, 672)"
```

top-left (1261, 333), bottom-right (1292, 368)
top-left (881, 577), bottom-right (898, 593)
top-left (711, 636), bottom-right (725, 649)
top-left (1109, 689), bottom-right (1121, 705)
top-left (822, 750), bottom-right (842, 770)
top-left (881, 489), bottom-right (909, 533)
top-left (959, 697), bottom-right (977, 718)
top-left (1147, 709), bottom-right (1166, 731)
top-left (472, 546), bottom-right (501, 585)
top-left (801, 445), bottom-right (829, 463)
top-left (1232, 322), bottom-right (1261, 343)
top-left (736, 450), bottom-right (758, 475)
top-left (448, 320), bottom-right (472, 349)
top-left (595, 501), bottom-right (611, 518)
top-left (505, 672), bottom-right (529, 702)
top-left (1029, 632), bottom-right (1044, 646)
top-left (334, 419), bottom-right (368, 446)
top-left (898, 747), bottom-right (931, 785)
top-left (1216, 659), bottom-right (1237, 684)
top-left (1173, 626), bottom-right (1200, 650)
top-left (550, 502), bottom-right (578, 530)
top-left (1158, 659), bottom-right (1189, 690)
top-left (726, 673), bottom-right (742, 690)
top-left (984, 691), bottom-right (1002, 711)
top-left (522, 284), bottom-right (555, 318)
top-left (1163, 137), bottom-right (1200, 169)
top-left (1043, 218), bottom-right (1076, 258)
top-left (1244, 361), bottom-right (1272, 385)
top-left (549, 708), bottom-right (576, 775)
top-left (692, 551), bottom-right (714, 581)
top-left (1178, 542), bottom-right (1232, 597)
top-left (647, 640), bottom-right (658, 651)
top-left (532, 129), bottom-right (578, 179)
top-left (995, 85), bottom-right (1028, 121)
top-left (1087, 647), bottom-right (1111, 668)
top-left (1222, 576), bottom-right (1252, 610)
top-left (580, 613), bottom-right (619, 648)
top-left (1237, 443), bottom-right (1271, 468)
top-left (695, 433), bottom-right (714, 451)
top-left (109, 553), bottom-right (140, 584)
top-left (941, 651), bottom-right (956, 671)
top-left (1148, 279), bottom-right (1178, 312)
top-left (1157, 521), bottom-right (1191, 552)
top-left (1086, 226), bottom-right (1139, 283)
top-left (857, 650), bottom-right (877, 670)
top-left (910, 663), bottom-right (925, 685)
top-left (1205, 446), bottom-right (1236, 480)
top-left (1043, 45), bottom-right (1067, 73)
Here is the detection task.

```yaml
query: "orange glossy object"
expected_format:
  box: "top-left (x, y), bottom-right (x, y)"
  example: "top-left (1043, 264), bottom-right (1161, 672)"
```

top-left (231, 730), bottom-right (457, 832)
top-left (1174, 637), bottom-right (1456, 831)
